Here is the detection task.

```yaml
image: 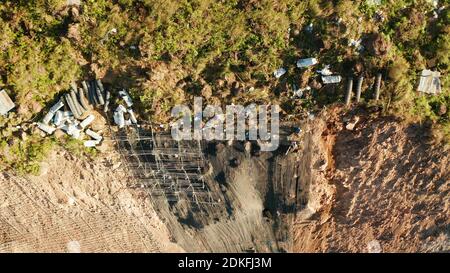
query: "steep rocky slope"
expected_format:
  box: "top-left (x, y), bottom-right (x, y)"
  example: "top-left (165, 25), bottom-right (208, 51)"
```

top-left (293, 107), bottom-right (449, 252)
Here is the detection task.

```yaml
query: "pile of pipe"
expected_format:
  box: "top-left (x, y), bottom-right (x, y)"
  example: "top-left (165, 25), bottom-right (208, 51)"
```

top-left (36, 79), bottom-right (109, 148)
top-left (113, 90), bottom-right (138, 128)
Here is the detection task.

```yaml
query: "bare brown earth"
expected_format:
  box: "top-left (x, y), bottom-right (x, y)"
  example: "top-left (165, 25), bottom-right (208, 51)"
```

top-left (0, 106), bottom-right (448, 253)
top-left (0, 147), bottom-right (182, 253)
top-left (293, 107), bottom-right (449, 253)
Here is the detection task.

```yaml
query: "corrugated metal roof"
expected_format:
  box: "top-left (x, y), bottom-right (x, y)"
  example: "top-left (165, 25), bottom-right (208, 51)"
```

top-left (417, 69), bottom-right (441, 94)
top-left (0, 89), bottom-right (15, 115)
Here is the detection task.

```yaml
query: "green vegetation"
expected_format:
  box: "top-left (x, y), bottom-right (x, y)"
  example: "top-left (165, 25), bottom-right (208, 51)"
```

top-left (0, 134), bottom-right (54, 175)
top-left (0, 0), bottom-right (449, 172)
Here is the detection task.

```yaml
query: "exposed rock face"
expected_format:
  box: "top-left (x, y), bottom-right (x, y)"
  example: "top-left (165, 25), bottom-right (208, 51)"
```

top-left (293, 107), bottom-right (450, 253)
top-left (67, 23), bottom-right (81, 43)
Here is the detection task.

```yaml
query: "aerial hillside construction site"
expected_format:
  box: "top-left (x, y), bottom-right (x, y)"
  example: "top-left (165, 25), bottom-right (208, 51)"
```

top-left (0, 0), bottom-right (448, 255)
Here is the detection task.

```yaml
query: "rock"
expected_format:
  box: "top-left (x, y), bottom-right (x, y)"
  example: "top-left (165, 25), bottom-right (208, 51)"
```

top-left (21, 123), bottom-right (30, 132)
top-left (309, 79), bottom-right (322, 90)
top-left (220, 87), bottom-right (231, 98)
top-left (31, 101), bottom-right (43, 114)
top-left (244, 141), bottom-right (252, 156)
top-left (354, 62), bottom-right (364, 74)
top-left (364, 33), bottom-right (390, 56)
top-left (346, 116), bottom-right (360, 130)
top-left (367, 240), bottom-right (382, 253)
top-left (217, 79), bottom-right (226, 87)
top-left (230, 157), bottom-right (240, 167)
top-left (438, 103), bottom-right (447, 116)
top-left (54, 129), bottom-right (65, 139)
top-left (67, 23), bottom-right (81, 43)
top-left (231, 81), bottom-right (243, 96)
top-left (67, 197), bottom-right (76, 206)
top-left (224, 73), bottom-right (236, 84)
top-left (201, 84), bottom-right (212, 99)
top-left (31, 126), bottom-right (41, 136)
top-left (38, 162), bottom-right (50, 176)
top-left (66, 240), bottom-right (81, 253)
top-left (70, 6), bottom-right (80, 21)
top-left (20, 131), bottom-right (28, 141)
top-left (90, 63), bottom-right (104, 79)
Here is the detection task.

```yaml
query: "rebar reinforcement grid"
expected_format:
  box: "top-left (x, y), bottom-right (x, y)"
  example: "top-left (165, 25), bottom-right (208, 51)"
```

top-left (108, 123), bottom-right (218, 205)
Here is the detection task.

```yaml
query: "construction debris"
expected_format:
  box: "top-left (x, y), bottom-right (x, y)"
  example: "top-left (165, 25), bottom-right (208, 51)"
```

top-left (128, 109), bottom-right (138, 124)
top-left (305, 23), bottom-right (314, 33)
top-left (64, 123), bottom-right (82, 139)
top-left (43, 100), bottom-right (64, 124)
top-left (104, 90), bottom-right (111, 113)
top-left (374, 73), bottom-right (382, 100)
top-left (79, 114), bottom-right (95, 129)
top-left (355, 76), bottom-right (364, 102)
top-left (345, 78), bottom-right (353, 105)
top-left (86, 129), bottom-right (102, 142)
top-left (417, 69), bottom-right (442, 95)
top-left (37, 122), bottom-right (56, 135)
top-left (317, 65), bottom-right (333, 76)
top-left (95, 79), bottom-right (106, 105)
top-left (345, 116), bottom-right (360, 131)
top-left (349, 39), bottom-right (364, 52)
top-left (0, 89), bottom-right (15, 115)
top-left (273, 68), bottom-right (287, 78)
top-left (113, 90), bottom-right (138, 128)
top-left (293, 86), bottom-right (310, 98)
top-left (119, 90), bottom-right (133, 107)
top-left (84, 140), bottom-right (99, 148)
top-left (114, 105), bottom-right (126, 128)
top-left (36, 79), bottom-right (109, 148)
top-left (322, 75), bottom-right (342, 84)
top-left (54, 111), bottom-right (73, 127)
top-left (297, 58), bottom-right (318, 68)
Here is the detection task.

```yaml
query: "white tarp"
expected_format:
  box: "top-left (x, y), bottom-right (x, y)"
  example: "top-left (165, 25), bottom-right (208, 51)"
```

top-left (0, 90), bottom-right (15, 115)
top-left (417, 69), bottom-right (441, 94)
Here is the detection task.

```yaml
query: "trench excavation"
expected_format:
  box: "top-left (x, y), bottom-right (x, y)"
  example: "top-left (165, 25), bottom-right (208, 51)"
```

top-left (109, 123), bottom-right (321, 252)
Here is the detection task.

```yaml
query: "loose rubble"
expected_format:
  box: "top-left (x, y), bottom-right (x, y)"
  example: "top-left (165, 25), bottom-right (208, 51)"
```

top-left (274, 68), bottom-right (287, 79)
